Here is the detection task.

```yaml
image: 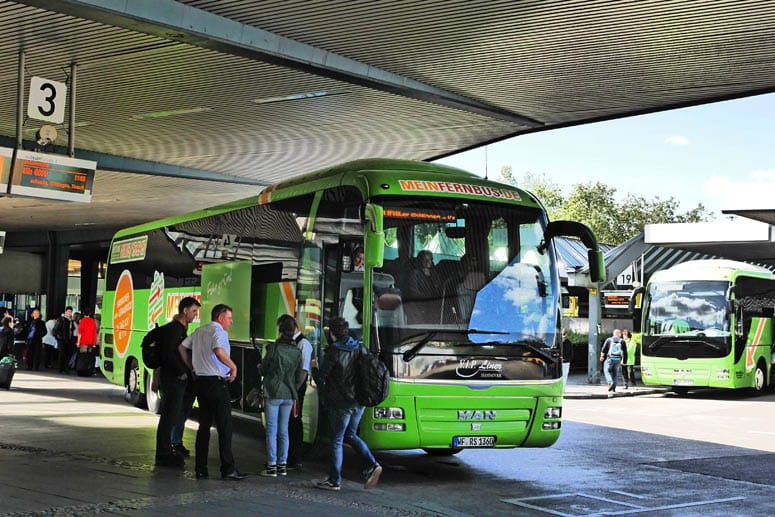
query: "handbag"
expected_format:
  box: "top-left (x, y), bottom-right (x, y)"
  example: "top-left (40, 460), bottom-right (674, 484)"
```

top-left (245, 385), bottom-right (263, 411)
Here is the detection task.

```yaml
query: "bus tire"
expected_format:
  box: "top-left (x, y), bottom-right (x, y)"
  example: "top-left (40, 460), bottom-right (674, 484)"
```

top-left (423, 447), bottom-right (463, 456)
top-left (125, 357), bottom-right (147, 409)
top-left (146, 369), bottom-right (161, 414)
top-left (753, 360), bottom-right (767, 395)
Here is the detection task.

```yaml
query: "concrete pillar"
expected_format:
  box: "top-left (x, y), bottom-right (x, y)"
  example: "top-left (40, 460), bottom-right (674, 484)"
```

top-left (45, 231), bottom-right (69, 318)
top-left (79, 258), bottom-right (99, 312)
top-left (587, 285), bottom-right (602, 384)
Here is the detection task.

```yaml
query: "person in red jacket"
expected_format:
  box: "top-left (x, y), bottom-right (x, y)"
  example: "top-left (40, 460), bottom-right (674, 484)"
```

top-left (77, 308), bottom-right (98, 351)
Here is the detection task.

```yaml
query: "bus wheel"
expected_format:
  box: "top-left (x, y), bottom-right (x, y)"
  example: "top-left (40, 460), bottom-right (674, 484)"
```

top-left (753, 360), bottom-right (767, 394)
top-left (423, 448), bottom-right (463, 456)
top-left (146, 369), bottom-right (161, 414)
top-left (125, 358), bottom-right (147, 409)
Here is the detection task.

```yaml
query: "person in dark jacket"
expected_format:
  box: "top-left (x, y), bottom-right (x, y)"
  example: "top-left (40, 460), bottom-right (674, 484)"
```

top-left (154, 297), bottom-right (201, 467)
top-left (54, 306), bottom-right (76, 373)
top-left (259, 315), bottom-right (305, 477)
top-left (0, 316), bottom-right (14, 358)
top-left (315, 317), bottom-right (382, 491)
top-left (25, 309), bottom-right (47, 370)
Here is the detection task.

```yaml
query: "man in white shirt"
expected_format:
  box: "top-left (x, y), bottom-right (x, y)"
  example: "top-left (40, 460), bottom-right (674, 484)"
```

top-left (179, 303), bottom-right (246, 481)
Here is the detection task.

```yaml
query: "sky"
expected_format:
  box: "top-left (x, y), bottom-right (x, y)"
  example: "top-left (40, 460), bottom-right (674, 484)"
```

top-left (434, 92), bottom-right (775, 220)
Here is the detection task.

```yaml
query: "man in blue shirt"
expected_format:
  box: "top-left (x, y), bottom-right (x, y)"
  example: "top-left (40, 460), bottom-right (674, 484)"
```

top-left (179, 303), bottom-right (246, 481)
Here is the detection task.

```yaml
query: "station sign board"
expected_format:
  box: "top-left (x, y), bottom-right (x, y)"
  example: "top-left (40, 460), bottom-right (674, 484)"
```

top-left (1, 147), bottom-right (96, 202)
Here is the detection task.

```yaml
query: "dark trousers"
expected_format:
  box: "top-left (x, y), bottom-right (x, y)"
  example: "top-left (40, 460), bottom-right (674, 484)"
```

top-left (195, 377), bottom-right (235, 475)
top-left (57, 339), bottom-right (74, 372)
top-left (156, 374), bottom-right (188, 459)
top-left (288, 379), bottom-right (307, 465)
top-left (44, 344), bottom-right (57, 368)
top-left (26, 340), bottom-right (42, 370)
top-left (172, 382), bottom-right (195, 446)
top-left (623, 365), bottom-right (637, 386)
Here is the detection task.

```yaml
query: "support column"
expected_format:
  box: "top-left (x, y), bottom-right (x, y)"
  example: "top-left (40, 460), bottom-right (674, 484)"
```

top-left (587, 286), bottom-right (602, 384)
top-left (45, 232), bottom-right (69, 318)
top-left (79, 257), bottom-right (98, 312)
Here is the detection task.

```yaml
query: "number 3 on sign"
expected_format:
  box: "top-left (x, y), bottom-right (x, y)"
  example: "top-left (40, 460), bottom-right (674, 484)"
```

top-left (28, 76), bottom-right (67, 124)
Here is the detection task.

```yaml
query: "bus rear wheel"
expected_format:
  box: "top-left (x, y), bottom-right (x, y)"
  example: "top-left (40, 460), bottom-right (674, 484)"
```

top-left (146, 369), bottom-right (161, 414)
top-left (125, 358), bottom-right (147, 409)
top-left (423, 447), bottom-right (463, 456)
top-left (753, 360), bottom-right (767, 395)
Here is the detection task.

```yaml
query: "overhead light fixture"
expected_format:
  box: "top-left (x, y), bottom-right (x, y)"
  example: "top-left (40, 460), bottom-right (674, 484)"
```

top-left (253, 90), bottom-right (348, 104)
top-left (131, 107), bottom-right (212, 120)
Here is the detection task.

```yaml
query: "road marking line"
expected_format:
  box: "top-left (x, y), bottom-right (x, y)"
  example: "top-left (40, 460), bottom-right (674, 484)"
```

top-left (608, 490), bottom-right (648, 500)
top-left (502, 493), bottom-right (743, 516)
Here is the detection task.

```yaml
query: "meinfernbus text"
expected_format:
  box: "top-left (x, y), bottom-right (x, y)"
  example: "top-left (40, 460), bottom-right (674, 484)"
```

top-left (100, 158), bottom-right (605, 454)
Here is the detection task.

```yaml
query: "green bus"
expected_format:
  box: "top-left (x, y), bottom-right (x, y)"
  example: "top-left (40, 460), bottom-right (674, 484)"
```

top-left (100, 158), bottom-right (605, 453)
top-left (635, 259), bottom-right (775, 394)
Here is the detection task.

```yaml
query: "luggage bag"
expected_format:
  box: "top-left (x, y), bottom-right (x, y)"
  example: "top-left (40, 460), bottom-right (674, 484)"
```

top-left (0, 361), bottom-right (16, 389)
top-left (75, 349), bottom-right (95, 377)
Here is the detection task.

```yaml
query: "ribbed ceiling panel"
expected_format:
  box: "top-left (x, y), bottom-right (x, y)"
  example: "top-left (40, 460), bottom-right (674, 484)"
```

top-left (2, 0), bottom-right (775, 233)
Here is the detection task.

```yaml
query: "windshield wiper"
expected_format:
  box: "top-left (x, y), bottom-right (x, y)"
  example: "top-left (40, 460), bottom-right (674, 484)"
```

top-left (647, 336), bottom-right (672, 351)
top-left (401, 329), bottom-right (509, 362)
top-left (509, 341), bottom-right (557, 363)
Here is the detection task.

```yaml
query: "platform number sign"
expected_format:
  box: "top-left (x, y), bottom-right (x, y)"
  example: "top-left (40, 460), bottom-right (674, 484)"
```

top-left (28, 76), bottom-right (67, 124)
top-left (616, 264), bottom-right (635, 287)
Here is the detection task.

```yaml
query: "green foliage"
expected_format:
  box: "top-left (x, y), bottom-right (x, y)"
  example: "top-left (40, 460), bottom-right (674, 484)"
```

top-left (498, 167), bottom-right (712, 245)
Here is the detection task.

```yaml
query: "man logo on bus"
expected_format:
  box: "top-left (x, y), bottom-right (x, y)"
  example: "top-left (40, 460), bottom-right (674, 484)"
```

top-left (457, 410), bottom-right (496, 420)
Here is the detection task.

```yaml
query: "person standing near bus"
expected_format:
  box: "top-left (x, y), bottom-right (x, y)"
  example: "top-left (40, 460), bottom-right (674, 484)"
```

top-left (25, 308), bottom-right (46, 371)
top-left (621, 328), bottom-right (638, 389)
top-left (179, 303), bottom-right (247, 481)
top-left (316, 317), bottom-right (382, 491)
top-left (561, 328), bottom-right (573, 388)
top-left (153, 297), bottom-right (200, 468)
top-left (259, 315), bottom-right (305, 477)
top-left (54, 306), bottom-right (75, 373)
top-left (282, 314), bottom-right (314, 470)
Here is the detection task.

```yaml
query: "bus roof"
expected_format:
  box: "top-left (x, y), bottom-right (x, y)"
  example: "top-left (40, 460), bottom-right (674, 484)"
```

top-left (114, 158), bottom-right (539, 239)
top-left (649, 259), bottom-right (774, 283)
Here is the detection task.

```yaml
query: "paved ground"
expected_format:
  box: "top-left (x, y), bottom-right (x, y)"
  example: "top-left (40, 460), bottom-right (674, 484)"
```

top-left (0, 369), bottom-right (664, 516)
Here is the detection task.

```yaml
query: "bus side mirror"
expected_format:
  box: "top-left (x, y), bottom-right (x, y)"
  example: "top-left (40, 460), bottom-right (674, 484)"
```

top-left (629, 286), bottom-right (645, 333)
top-left (588, 250), bottom-right (606, 283)
top-left (364, 203), bottom-right (384, 268)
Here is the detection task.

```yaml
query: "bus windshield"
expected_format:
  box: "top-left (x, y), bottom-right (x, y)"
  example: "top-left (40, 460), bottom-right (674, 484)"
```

top-left (372, 197), bottom-right (557, 354)
top-left (644, 280), bottom-right (730, 337)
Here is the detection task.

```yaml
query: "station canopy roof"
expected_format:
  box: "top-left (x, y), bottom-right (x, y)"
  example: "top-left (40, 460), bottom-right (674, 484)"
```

top-left (3, 1), bottom-right (775, 235)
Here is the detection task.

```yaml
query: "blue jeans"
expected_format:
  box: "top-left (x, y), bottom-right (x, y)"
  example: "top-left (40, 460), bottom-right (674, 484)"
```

top-left (265, 399), bottom-right (293, 466)
top-left (607, 359), bottom-right (622, 388)
top-left (327, 406), bottom-right (377, 485)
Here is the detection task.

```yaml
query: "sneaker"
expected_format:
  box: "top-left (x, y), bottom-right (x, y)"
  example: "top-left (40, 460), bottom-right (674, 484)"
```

top-left (277, 464), bottom-right (287, 476)
top-left (172, 443), bottom-right (190, 458)
top-left (260, 464), bottom-right (277, 477)
top-left (364, 463), bottom-right (383, 489)
top-left (315, 479), bottom-right (340, 491)
top-left (221, 470), bottom-right (248, 481)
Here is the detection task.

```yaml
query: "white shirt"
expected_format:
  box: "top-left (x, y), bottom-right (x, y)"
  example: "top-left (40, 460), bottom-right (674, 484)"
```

top-left (43, 319), bottom-right (58, 348)
top-left (293, 330), bottom-right (313, 372)
top-left (181, 321), bottom-right (231, 377)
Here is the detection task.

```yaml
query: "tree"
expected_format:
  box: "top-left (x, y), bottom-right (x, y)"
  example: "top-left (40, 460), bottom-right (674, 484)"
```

top-left (497, 166), bottom-right (712, 245)
top-left (499, 167), bottom-right (565, 220)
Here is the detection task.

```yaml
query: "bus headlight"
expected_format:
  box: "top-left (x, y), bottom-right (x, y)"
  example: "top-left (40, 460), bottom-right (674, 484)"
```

top-left (374, 423), bottom-right (406, 431)
top-left (374, 407), bottom-right (404, 419)
top-left (544, 407), bottom-right (561, 419)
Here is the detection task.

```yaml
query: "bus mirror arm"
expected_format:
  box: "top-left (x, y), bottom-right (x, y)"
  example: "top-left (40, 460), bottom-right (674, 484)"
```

top-left (542, 220), bottom-right (606, 283)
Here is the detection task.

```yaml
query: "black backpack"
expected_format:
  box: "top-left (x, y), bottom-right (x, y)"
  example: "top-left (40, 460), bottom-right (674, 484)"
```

top-left (354, 347), bottom-right (390, 407)
top-left (141, 324), bottom-right (161, 369)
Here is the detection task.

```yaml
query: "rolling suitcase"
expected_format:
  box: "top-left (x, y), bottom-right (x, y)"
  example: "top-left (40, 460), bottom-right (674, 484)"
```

top-left (0, 358), bottom-right (16, 389)
top-left (75, 349), bottom-right (95, 377)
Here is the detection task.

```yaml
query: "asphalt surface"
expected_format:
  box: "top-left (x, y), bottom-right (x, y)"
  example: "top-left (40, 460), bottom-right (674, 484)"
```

top-left (0, 368), bottom-right (720, 517)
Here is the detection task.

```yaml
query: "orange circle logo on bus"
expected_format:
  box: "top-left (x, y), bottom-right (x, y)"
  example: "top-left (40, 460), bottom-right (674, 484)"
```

top-left (113, 270), bottom-right (134, 357)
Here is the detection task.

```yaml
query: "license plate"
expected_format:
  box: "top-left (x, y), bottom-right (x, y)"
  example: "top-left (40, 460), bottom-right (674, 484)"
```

top-left (674, 379), bottom-right (694, 386)
top-left (453, 435), bottom-right (496, 448)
